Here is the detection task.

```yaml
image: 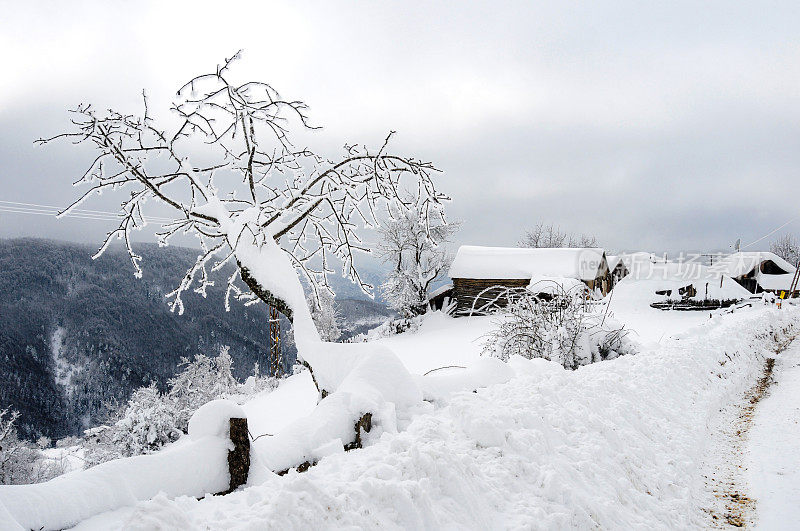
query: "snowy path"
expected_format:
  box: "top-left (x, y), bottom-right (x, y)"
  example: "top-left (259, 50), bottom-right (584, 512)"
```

top-left (702, 334), bottom-right (800, 529)
top-left (746, 340), bottom-right (800, 529)
top-left (701, 356), bottom-right (771, 527)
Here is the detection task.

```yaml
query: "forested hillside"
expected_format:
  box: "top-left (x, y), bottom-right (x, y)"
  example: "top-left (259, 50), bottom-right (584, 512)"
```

top-left (0, 238), bottom-right (390, 441)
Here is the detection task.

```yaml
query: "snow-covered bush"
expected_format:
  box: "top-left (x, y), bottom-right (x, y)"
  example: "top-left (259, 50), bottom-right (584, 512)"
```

top-left (168, 346), bottom-right (238, 432)
top-left (109, 384), bottom-right (183, 458)
top-left (83, 346), bottom-right (258, 466)
top-left (0, 408), bottom-right (64, 485)
top-left (241, 362), bottom-right (281, 395)
top-left (346, 314), bottom-right (425, 342)
top-left (482, 286), bottom-right (635, 369)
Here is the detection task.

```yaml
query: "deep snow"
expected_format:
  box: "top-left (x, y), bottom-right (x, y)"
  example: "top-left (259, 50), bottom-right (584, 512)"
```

top-left (3, 274), bottom-right (799, 530)
top-left (747, 341), bottom-right (800, 529)
top-left (55, 306), bottom-right (800, 530)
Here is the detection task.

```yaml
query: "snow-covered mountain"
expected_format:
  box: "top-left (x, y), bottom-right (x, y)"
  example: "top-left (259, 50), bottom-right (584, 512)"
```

top-left (0, 238), bottom-right (391, 441)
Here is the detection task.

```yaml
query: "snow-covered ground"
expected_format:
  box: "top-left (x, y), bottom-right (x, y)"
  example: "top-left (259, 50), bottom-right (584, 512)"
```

top-left (4, 278), bottom-right (799, 530)
top-left (747, 341), bottom-right (800, 529)
top-left (57, 304), bottom-right (799, 530)
top-left (374, 312), bottom-right (495, 375)
top-left (243, 372), bottom-right (319, 438)
top-left (602, 264), bottom-right (755, 345)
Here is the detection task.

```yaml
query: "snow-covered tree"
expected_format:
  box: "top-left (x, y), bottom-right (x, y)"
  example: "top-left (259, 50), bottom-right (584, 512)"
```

top-left (377, 207), bottom-right (457, 317)
top-left (0, 408), bottom-right (29, 484)
top-left (520, 222), bottom-right (598, 248)
top-left (770, 234), bottom-right (800, 267)
top-left (84, 346), bottom-right (242, 465)
top-left (168, 346), bottom-right (238, 431)
top-left (40, 52), bottom-right (448, 380)
top-left (308, 290), bottom-right (341, 342)
top-left (0, 408), bottom-right (64, 485)
top-left (109, 384), bottom-right (183, 458)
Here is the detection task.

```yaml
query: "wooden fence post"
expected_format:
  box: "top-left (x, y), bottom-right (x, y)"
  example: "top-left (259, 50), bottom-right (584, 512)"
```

top-left (218, 417), bottom-right (250, 495)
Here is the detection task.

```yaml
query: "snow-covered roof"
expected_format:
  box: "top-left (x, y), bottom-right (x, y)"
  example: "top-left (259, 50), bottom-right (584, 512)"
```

top-left (427, 283), bottom-right (454, 300)
top-left (528, 276), bottom-right (587, 295)
top-left (711, 252), bottom-right (795, 278)
top-left (448, 246), bottom-right (607, 281)
top-left (618, 252), bottom-right (666, 270)
top-left (607, 255), bottom-right (623, 270)
top-left (754, 272), bottom-right (797, 292)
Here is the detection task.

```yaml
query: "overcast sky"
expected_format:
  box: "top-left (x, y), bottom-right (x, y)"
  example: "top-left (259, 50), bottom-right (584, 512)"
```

top-left (1, 0), bottom-right (799, 255)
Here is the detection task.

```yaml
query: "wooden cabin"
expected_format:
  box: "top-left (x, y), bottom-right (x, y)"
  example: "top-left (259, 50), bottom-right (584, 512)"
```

top-left (712, 252), bottom-right (797, 294)
top-left (448, 246), bottom-right (611, 315)
top-left (606, 255), bottom-right (629, 289)
top-left (427, 283), bottom-right (454, 311)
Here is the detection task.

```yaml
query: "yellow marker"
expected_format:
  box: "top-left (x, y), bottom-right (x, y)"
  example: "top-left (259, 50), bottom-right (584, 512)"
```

top-left (780, 291), bottom-right (786, 299)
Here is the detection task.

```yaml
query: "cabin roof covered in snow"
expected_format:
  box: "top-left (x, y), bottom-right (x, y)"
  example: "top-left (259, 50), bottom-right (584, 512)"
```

top-left (618, 252), bottom-right (667, 270)
top-left (754, 272), bottom-right (797, 291)
top-left (427, 283), bottom-right (454, 300)
top-left (711, 252), bottom-right (795, 278)
top-left (448, 246), bottom-right (607, 281)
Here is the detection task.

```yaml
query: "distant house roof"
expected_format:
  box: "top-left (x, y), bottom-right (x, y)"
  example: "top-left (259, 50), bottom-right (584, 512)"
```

top-left (607, 255), bottom-right (623, 271)
top-left (711, 252), bottom-right (795, 278)
top-left (448, 246), bottom-right (607, 281)
top-left (618, 252), bottom-right (667, 269)
top-left (755, 272), bottom-right (797, 292)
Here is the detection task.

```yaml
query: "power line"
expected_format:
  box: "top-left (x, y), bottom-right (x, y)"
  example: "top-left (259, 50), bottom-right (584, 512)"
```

top-left (0, 206), bottom-right (170, 225)
top-left (0, 205), bottom-right (172, 225)
top-left (742, 216), bottom-right (798, 250)
top-left (0, 200), bottom-right (174, 224)
top-left (0, 200), bottom-right (174, 221)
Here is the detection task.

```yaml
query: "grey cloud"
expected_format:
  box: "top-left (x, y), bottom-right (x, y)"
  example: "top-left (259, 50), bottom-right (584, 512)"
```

top-left (2, 0), bottom-right (799, 258)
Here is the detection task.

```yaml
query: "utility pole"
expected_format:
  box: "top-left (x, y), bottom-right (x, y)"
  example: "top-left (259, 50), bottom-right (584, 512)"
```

top-left (789, 261), bottom-right (800, 299)
top-left (269, 305), bottom-right (281, 377)
top-left (700, 253), bottom-right (716, 266)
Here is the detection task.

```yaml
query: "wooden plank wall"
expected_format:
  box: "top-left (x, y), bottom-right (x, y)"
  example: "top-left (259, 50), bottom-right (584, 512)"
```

top-left (452, 278), bottom-right (530, 315)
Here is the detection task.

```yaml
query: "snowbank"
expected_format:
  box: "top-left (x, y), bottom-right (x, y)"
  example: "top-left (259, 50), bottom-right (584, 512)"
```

top-left (373, 312), bottom-right (496, 375)
top-left (605, 267), bottom-right (755, 344)
top-left (187, 400), bottom-right (247, 439)
top-left (0, 402), bottom-right (246, 531)
top-left (416, 357), bottom-right (515, 402)
top-left (252, 347), bottom-right (424, 475)
top-left (612, 268), bottom-right (751, 303)
top-left (242, 371), bottom-right (319, 437)
top-left (70, 306), bottom-right (800, 530)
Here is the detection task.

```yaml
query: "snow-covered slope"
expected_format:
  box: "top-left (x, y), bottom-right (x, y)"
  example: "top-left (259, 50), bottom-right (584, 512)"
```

top-left (373, 312), bottom-right (496, 375)
top-left (604, 264), bottom-right (754, 344)
top-left (55, 306), bottom-right (800, 530)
